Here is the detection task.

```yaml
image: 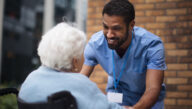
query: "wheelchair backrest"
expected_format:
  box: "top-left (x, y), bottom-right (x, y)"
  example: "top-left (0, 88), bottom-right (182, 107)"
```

top-left (0, 88), bottom-right (78, 109)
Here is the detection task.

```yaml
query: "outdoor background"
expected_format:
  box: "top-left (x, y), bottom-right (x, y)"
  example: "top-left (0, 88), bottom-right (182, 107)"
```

top-left (0, 0), bottom-right (192, 109)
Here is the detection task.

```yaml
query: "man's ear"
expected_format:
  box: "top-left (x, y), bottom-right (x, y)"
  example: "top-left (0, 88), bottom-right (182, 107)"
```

top-left (130, 20), bottom-right (135, 30)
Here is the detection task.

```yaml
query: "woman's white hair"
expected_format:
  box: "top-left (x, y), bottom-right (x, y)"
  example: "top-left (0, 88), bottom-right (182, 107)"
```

top-left (38, 22), bottom-right (86, 71)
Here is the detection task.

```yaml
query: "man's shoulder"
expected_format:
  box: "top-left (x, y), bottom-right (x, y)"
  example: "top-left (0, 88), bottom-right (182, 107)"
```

top-left (134, 26), bottom-right (162, 43)
top-left (134, 26), bottom-right (160, 40)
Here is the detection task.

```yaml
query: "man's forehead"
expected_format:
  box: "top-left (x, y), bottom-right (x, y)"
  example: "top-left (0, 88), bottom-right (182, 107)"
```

top-left (103, 22), bottom-right (122, 27)
top-left (102, 20), bottom-right (125, 28)
top-left (102, 14), bottom-right (125, 26)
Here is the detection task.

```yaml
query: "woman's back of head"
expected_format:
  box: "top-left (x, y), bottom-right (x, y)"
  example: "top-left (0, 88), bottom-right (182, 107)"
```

top-left (38, 22), bottom-right (86, 71)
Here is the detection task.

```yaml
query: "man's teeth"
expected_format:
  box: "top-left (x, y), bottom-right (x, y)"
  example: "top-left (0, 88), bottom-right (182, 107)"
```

top-left (108, 39), bottom-right (116, 43)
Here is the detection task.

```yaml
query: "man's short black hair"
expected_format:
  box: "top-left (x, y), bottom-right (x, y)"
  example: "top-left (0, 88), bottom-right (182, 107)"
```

top-left (102, 0), bottom-right (135, 25)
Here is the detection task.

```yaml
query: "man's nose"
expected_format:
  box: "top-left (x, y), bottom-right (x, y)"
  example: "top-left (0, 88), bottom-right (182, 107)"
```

top-left (107, 29), bottom-right (115, 38)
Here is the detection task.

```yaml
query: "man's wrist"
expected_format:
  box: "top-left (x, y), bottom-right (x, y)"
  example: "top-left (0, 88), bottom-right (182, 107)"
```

top-left (123, 106), bottom-right (134, 109)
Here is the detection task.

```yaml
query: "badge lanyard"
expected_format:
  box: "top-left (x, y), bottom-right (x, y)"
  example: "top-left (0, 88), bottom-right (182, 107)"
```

top-left (112, 34), bottom-right (133, 91)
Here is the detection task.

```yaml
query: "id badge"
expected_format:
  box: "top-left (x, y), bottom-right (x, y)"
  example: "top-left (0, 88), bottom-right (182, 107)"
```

top-left (107, 92), bottom-right (123, 103)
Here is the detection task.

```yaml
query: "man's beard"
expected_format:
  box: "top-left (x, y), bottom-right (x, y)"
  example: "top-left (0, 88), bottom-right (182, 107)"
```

top-left (105, 31), bottom-right (129, 50)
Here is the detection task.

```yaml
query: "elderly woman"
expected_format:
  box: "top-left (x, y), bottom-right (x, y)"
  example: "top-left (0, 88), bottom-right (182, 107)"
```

top-left (18, 23), bottom-right (125, 109)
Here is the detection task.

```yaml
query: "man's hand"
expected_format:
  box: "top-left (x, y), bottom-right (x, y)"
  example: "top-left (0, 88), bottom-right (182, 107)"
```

top-left (123, 106), bottom-right (134, 109)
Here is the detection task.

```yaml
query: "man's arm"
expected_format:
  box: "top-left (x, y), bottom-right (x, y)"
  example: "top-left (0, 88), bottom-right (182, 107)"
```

top-left (80, 64), bottom-right (95, 77)
top-left (132, 69), bottom-right (164, 109)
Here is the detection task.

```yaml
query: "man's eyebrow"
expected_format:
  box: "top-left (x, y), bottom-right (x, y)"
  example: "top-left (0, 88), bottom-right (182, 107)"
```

top-left (112, 25), bottom-right (121, 27)
top-left (111, 25), bottom-right (122, 29)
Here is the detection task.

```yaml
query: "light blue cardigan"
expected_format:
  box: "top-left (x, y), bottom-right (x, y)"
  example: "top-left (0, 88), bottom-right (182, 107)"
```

top-left (19, 66), bottom-right (124, 109)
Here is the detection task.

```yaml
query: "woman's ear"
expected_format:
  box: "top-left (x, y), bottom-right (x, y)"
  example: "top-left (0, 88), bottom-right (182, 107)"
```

top-left (72, 56), bottom-right (84, 73)
top-left (72, 58), bottom-right (78, 72)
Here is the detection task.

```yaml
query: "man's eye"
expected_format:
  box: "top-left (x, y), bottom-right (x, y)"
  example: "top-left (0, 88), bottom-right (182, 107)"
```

top-left (113, 27), bottom-right (121, 30)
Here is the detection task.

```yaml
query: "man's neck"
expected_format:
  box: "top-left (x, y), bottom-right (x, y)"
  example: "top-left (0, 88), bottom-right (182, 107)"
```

top-left (116, 48), bottom-right (127, 58)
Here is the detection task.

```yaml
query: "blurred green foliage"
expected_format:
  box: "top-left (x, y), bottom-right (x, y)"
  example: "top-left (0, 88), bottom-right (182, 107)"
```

top-left (0, 94), bottom-right (18, 109)
top-left (0, 82), bottom-right (19, 109)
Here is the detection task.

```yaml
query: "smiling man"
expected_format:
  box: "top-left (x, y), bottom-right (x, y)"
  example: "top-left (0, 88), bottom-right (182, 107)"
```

top-left (80, 0), bottom-right (167, 109)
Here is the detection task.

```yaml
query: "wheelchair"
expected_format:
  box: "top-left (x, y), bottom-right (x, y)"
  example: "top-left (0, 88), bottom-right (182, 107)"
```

top-left (0, 88), bottom-right (78, 109)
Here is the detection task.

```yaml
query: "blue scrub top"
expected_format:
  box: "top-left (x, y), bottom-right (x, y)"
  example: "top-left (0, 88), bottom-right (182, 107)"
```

top-left (84, 26), bottom-right (167, 106)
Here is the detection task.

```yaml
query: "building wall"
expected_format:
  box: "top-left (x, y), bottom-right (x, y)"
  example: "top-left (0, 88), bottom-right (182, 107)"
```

top-left (87, 0), bottom-right (192, 108)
